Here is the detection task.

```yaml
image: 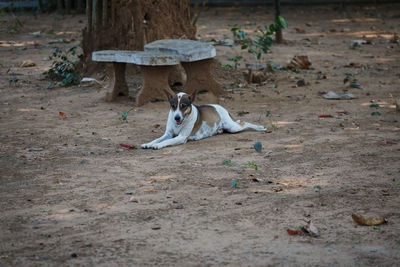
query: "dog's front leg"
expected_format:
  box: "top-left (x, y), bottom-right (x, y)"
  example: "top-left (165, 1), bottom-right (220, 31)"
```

top-left (141, 132), bottom-right (173, 149)
top-left (151, 135), bottom-right (187, 150)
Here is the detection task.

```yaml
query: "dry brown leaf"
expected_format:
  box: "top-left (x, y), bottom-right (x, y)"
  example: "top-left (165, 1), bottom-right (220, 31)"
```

top-left (287, 229), bottom-right (301, 235)
top-left (59, 111), bottom-right (67, 119)
top-left (142, 189), bottom-right (157, 193)
top-left (20, 60), bottom-right (36, 68)
top-left (288, 55), bottom-right (312, 69)
top-left (351, 213), bottom-right (387, 226)
top-left (148, 175), bottom-right (172, 183)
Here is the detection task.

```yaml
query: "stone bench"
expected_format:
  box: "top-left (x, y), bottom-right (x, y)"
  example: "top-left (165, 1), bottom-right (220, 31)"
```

top-left (92, 50), bottom-right (179, 106)
top-left (92, 40), bottom-right (222, 106)
top-left (144, 39), bottom-right (222, 98)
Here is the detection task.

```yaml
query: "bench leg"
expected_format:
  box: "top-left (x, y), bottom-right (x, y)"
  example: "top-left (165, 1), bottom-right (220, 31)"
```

top-left (137, 65), bottom-right (173, 106)
top-left (181, 59), bottom-right (223, 98)
top-left (105, 62), bottom-right (129, 102)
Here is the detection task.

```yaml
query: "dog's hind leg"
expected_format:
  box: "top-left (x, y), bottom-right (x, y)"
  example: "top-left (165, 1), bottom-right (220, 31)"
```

top-left (225, 120), bottom-right (266, 133)
top-left (214, 105), bottom-right (266, 133)
top-left (222, 116), bottom-right (266, 133)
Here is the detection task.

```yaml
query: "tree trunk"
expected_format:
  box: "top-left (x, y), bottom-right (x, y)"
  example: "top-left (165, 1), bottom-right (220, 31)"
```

top-left (66, 0), bottom-right (71, 14)
top-left (111, 0), bottom-right (115, 26)
top-left (57, 0), bottom-right (64, 13)
top-left (38, 0), bottom-right (44, 12)
top-left (86, 0), bottom-right (92, 32)
top-left (274, 0), bottom-right (283, 44)
top-left (77, 0), bottom-right (84, 12)
top-left (92, 0), bottom-right (99, 31)
top-left (102, 0), bottom-right (107, 27)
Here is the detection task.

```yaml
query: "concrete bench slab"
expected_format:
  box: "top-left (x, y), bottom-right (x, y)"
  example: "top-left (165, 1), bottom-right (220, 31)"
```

top-left (145, 39), bottom-right (223, 98)
top-left (92, 50), bottom-right (179, 105)
top-left (144, 39), bottom-right (216, 62)
top-left (92, 50), bottom-right (179, 66)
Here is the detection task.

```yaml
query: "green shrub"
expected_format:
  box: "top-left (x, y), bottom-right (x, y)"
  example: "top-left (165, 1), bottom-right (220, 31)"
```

top-left (43, 46), bottom-right (81, 86)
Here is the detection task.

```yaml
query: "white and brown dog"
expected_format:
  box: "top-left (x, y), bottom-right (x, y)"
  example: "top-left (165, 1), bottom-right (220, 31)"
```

top-left (141, 90), bottom-right (266, 150)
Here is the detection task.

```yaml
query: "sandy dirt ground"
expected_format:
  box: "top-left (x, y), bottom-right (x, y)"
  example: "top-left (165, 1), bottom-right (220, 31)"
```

top-left (1, 4), bottom-right (400, 266)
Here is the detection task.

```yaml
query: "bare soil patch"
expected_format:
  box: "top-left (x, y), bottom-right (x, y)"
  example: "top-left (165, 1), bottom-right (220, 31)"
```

top-left (1, 4), bottom-right (399, 266)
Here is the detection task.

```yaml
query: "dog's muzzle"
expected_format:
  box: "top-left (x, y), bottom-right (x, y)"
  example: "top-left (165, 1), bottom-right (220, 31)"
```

top-left (174, 115), bottom-right (182, 125)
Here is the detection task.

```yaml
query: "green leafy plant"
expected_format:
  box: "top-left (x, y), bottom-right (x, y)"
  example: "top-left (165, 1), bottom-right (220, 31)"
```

top-left (231, 25), bottom-right (247, 44)
top-left (231, 16), bottom-right (288, 63)
top-left (223, 159), bottom-right (259, 172)
top-left (343, 73), bottom-right (356, 84)
top-left (229, 56), bottom-right (243, 69)
top-left (0, 6), bottom-right (6, 15)
top-left (221, 56), bottom-right (243, 69)
top-left (221, 63), bottom-right (233, 69)
top-left (43, 46), bottom-right (81, 86)
top-left (246, 161), bottom-right (258, 171)
top-left (7, 16), bottom-right (23, 34)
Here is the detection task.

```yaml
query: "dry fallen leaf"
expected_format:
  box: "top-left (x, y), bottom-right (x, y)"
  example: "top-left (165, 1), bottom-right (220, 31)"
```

top-left (20, 60), bottom-right (36, 68)
top-left (148, 175), bottom-right (172, 183)
top-left (142, 189), bottom-right (157, 193)
top-left (352, 213), bottom-right (387, 226)
top-left (59, 111), bottom-right (67, 119)
top-left (287, 229), bottom-right (301, 235)
top-left (288, 55), bottom-right (312, 69)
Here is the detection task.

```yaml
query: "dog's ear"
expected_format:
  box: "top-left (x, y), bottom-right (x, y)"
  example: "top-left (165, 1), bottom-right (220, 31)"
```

top-left (163, 88), bottom-right (175, 101)
top-left (189, 89), bottom-right (199, 103)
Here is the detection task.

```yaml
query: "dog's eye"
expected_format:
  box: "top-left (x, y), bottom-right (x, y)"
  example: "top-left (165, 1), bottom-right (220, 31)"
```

top-left (180, 103), bottom-right (187, 109)
top-left (170, 99), bottom-right (177, 109)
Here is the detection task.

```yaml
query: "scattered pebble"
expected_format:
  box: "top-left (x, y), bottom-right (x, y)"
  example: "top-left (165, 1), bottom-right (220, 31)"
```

top-left (30, 147), bottom-right (44, 151)
top-left (253, 142), bottom-right (262, 153)
top-left (296, 79), bottom-right (306, 87)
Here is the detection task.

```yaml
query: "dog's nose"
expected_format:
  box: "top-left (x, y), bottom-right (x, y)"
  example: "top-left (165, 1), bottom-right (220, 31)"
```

top-left (174, 115), bottom-right (181, 122)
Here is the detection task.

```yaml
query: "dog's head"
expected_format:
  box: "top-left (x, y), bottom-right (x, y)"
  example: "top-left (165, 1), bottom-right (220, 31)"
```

top-left (164, 89), bottom-right (197, 126)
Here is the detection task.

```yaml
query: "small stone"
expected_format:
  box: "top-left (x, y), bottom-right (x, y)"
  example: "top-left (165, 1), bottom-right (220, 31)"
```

top-left (296, 79), bottom-right (306, 87)
top-left (350, 82), bottom-right (363, 89)
top-left (253, 142), bottom-right (262, 153)
top-left (30, 147), bottom-right (44, 151)
top-left (129, 196), bottom-right (139, 203)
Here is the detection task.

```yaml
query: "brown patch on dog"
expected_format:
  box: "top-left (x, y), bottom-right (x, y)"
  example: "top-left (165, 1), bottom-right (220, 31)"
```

top-left (183, 105), bottom-right (192, 116)
top-left (179, 94), bottom-right (192, 115)
top-left (190, 105), bottom-right (221, 136)
top-left (164, 89), bottom-right (178, 110)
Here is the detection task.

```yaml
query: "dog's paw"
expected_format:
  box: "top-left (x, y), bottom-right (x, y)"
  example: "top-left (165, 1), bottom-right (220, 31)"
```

top-left (257, 126), bottom-right (267, 131)
top-left (141, 143), bottom-right (153, 149)
top-left (151, 144), bottom-right (164, 150)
